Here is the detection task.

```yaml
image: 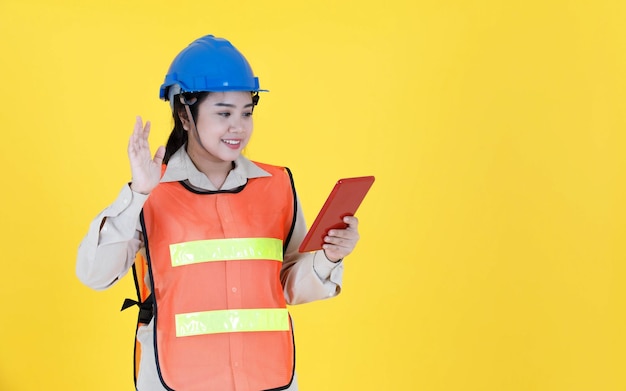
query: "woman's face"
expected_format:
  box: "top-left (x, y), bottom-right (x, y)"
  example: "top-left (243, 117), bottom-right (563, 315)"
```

top-left (185, 91), bottom-right (254, 164)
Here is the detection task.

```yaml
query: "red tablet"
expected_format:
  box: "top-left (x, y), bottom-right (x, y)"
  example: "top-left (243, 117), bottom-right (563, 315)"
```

top-left (298, 176), bottom-right (375, 253)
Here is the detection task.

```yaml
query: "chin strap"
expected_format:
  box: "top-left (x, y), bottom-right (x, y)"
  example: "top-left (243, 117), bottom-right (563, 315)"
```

top-left (180, 95), bottom-right (210, 153)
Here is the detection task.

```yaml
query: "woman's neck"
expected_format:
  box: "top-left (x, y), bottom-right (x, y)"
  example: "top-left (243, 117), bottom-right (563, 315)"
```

top-left (188, 151), bottom-right (234, 190)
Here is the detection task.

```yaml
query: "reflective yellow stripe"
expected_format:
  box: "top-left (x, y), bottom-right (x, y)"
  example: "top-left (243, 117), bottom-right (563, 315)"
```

top-left (169, 238), bottom-right (283, 267)
top-left (175, 308), bottom-right (290, 337)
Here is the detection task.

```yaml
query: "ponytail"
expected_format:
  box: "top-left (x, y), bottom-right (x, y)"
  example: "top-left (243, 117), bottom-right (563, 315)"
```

top-left (163, 92), bottom-right (210, 163)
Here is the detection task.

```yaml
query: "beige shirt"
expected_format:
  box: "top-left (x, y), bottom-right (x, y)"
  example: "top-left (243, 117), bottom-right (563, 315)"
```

top-left (76, 146), bottom-right (344, 390)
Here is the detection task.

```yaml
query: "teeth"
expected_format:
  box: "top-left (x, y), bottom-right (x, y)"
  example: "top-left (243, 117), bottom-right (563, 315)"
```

top-left (222, 140), bottom-right (240, 145)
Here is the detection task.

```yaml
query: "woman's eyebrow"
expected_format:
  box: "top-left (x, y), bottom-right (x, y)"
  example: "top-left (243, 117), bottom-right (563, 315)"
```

top-left (214, 102), bottom-right (255, 108)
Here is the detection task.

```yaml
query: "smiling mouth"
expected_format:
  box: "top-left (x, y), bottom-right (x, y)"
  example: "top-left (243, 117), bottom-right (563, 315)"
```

top-left (222, 139), bottom-right (241, 146)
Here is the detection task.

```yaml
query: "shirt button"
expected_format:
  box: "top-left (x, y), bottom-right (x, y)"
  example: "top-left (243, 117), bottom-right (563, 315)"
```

top-left (231, 287), bottom-right (237, 293)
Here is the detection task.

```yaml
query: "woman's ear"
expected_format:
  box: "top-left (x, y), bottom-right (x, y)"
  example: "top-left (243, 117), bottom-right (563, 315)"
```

top-left (177, 108), bottom-right (190, 131)
top-left (177, 94), bottom-right (199, 131)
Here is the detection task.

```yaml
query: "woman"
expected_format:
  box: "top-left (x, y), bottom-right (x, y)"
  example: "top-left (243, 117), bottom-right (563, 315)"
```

top-left (76, 34), bottom-right (360, 391)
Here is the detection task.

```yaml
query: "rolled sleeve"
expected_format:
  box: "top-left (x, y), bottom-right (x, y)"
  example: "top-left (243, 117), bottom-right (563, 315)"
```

top-left (312, 251), bottom-right (344, 295)
top-left (282, 252), bottom-right (344, 305)
top-left (281, 192), bottom-right (345, 304)
top-left (76, 184), bottom-right (149, 290)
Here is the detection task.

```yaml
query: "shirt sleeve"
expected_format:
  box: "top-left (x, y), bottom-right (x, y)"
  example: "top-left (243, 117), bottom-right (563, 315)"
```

top-left (281, 192), bottom-right (344, 305)
top-left (76, 184), bottom-right (149, 290)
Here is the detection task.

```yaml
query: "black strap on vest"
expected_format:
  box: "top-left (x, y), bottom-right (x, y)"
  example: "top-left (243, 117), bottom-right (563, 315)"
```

top-left (121, 293), bottom-right (154, 324)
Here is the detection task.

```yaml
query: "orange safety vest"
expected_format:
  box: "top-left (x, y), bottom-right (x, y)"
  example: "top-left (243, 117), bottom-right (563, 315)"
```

top-left (129, 162), bottom-right (297, 391)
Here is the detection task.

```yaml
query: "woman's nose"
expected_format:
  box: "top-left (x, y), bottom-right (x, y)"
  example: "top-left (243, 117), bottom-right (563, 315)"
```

top-left (229, 117), bottom-right (245, 132)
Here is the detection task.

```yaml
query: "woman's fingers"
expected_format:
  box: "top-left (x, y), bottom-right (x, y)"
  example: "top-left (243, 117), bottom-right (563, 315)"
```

top-left (128, 116), bottom-right (163, 195)
top-left (322, 216), bottom-right (360, 262)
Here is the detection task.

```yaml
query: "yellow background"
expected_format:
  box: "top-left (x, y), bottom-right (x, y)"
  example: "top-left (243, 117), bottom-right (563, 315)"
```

top-left (1, 0), bottom-right (625, 390)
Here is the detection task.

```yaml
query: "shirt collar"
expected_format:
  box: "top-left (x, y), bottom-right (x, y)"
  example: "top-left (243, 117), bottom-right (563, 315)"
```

top-left (161, 145), bottom-right (271, 191)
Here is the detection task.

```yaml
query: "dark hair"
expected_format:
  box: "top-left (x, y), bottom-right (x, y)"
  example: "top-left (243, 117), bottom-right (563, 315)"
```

top-left (163, 92), bottom-right (211, 163)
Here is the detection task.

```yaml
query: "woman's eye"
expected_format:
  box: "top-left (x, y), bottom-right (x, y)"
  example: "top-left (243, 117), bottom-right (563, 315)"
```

top-left (218, 112), bottom-right (231, 117)
top-left (243, 112), bottom-right (253, 118)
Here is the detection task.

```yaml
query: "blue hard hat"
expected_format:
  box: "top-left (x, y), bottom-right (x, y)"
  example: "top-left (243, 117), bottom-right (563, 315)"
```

top-left (159, 35), bottom-right (266, 102)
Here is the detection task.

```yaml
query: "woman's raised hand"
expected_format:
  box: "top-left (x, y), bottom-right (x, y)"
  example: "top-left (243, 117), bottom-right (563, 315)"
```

top-left (128, 116), bottom-right (165, 195)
